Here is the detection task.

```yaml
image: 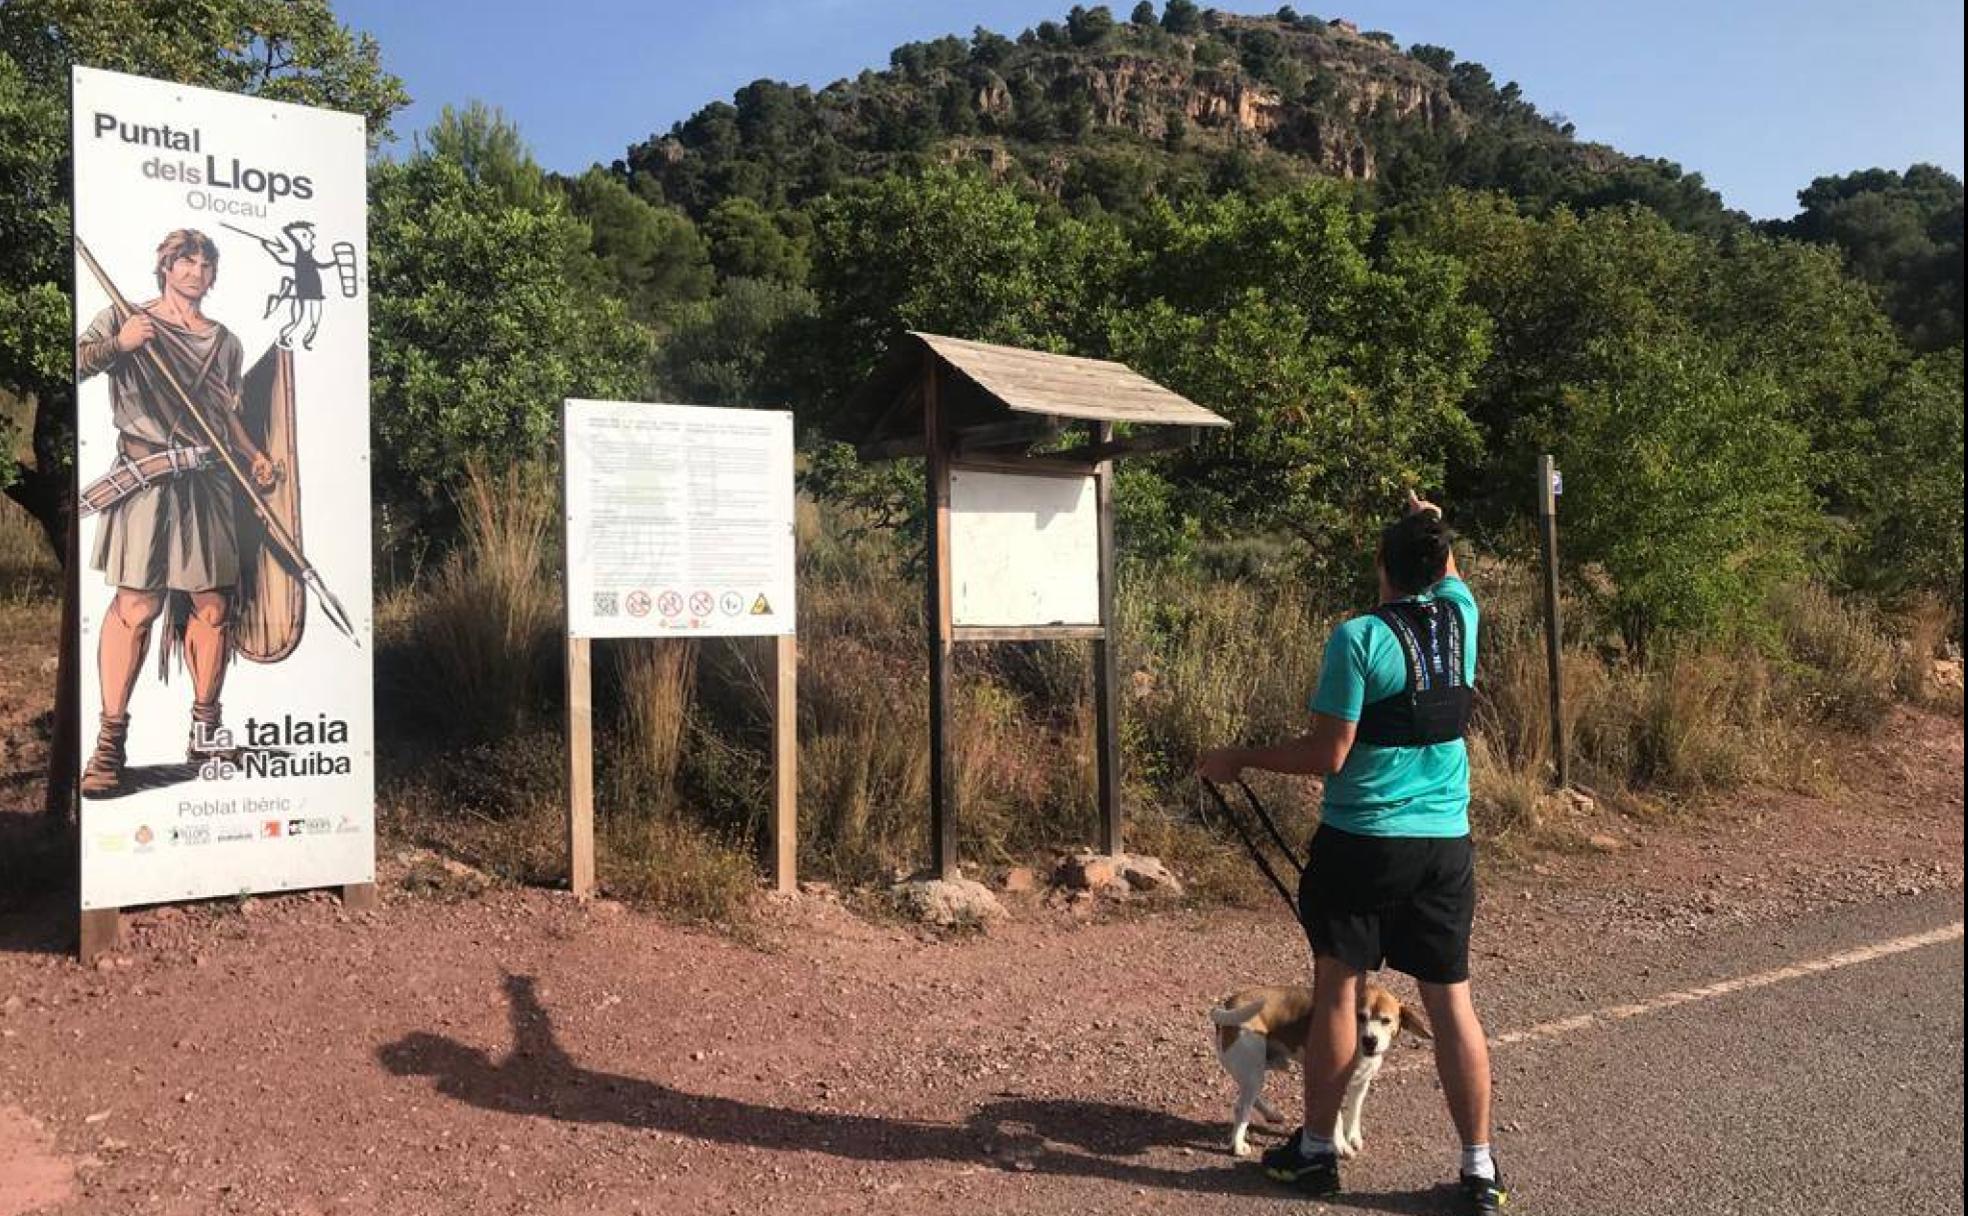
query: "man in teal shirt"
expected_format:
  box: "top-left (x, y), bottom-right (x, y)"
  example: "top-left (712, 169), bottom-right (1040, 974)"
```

top-left (1199, 493), bottom-right (1507, 1215)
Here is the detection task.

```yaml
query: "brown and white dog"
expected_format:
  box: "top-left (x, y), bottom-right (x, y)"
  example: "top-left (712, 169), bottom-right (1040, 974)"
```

top-left (1211, 982), bottom-right (1432, 1158)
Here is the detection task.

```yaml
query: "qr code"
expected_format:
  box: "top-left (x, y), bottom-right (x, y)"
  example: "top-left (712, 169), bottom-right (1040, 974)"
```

top-left (593, 591), bottom-right (619, 617)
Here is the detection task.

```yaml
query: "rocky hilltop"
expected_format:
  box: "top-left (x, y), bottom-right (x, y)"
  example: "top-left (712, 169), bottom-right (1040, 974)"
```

top-left (619, 8), bottom-right (1723, 228)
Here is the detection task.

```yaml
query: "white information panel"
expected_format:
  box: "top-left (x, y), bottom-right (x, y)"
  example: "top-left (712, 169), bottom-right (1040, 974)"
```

top-left (950, 467), bottom-right (1101, 628)
top-left (564, 400), bottom-right (796, 638)
top-left (71, 67), bottom-right (375, 909)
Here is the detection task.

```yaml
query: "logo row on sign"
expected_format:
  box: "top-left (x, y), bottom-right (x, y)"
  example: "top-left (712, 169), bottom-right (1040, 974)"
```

top-left (593, 589), bottom-right (774, 620)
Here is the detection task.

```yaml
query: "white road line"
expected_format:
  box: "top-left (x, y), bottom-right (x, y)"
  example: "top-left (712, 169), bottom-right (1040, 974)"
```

top-left (1490, 920), bottom-right (1965, 1049)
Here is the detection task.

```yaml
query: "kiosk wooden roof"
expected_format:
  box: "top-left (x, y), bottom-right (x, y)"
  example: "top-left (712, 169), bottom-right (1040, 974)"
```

top-left (845, 332), bottom-right (1229, 461)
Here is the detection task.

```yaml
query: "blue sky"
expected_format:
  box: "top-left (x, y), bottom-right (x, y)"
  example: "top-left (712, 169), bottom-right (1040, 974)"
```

top-left (336, 0), bottom-right (1964, 219)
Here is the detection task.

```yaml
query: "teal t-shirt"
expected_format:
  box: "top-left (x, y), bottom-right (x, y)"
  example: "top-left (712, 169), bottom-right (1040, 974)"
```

top-left (1309, 576), bottom-right (1478, 838)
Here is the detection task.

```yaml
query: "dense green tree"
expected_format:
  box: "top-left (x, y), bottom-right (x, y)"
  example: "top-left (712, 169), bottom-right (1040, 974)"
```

top-left (971, 27), bottom-right (1016, 66)
top-left (1399, 190), bottom-right (1962, 617)
top-left (1560, 337), bottom-right (1819, 645)
top-left (0, 0), bottom-right (406, 550)
top-left (1693, 232), bottom-right (1901, 502)
top-left (1409, 43), bottom-right (1456, 74)
top-left (1161, 0), bottom-right (1203, 36)
top-left (1852, 347), bottom-right (1965, 605)
top-left (1771, 164), bottom-right (1964, 351)
top-left (655, 277), bottom-right (819, 408)
top-left (804, 169), bottom-right (1085, 416)
top-left (703, 196), bottom-right (810, 285)
top-left (562, 167), bottom-right (714, 320)
top-left (1131, 2), bottom-right (1159, 27)
top-left (1399, 194), bottom-right (1710, 514)
top-left (1067, 5), bottom-right (1116, 47)
top-left (368, 146), bottom-right (648, 507)
top-left (421, 102), bottom-right (549, 209)
top-left (1110, 185), bottom-right (1489, 577)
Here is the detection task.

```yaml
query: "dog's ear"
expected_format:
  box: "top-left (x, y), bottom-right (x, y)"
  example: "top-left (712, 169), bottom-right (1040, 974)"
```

top-left (1399, 1004), bottom-right (1433, 1041)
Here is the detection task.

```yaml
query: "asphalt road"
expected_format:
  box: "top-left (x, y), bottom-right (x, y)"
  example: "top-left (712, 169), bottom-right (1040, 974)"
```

top-left (1290, 890), bottom-right (1966, 1216)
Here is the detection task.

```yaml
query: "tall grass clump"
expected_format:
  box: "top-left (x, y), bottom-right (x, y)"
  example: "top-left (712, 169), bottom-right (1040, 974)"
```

top-left (1118, 568), bottom-right (1334, 878)
top-left (615, 640), bottom-right (696, 792)
top-left (1893, 593), bottom-right (1961, 712)
top-left (1771, 581), bottom-right (1899, 727)
top-left (377, 461), bottom-right (559, 745)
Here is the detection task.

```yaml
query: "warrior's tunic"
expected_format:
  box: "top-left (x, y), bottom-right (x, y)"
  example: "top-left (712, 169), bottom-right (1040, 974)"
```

top-left (78, 304), bottom-right (245, 592)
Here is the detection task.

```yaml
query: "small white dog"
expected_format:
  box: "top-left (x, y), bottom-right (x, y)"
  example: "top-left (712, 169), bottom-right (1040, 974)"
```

top-left (1211, 982), bottom-right (1432, 1158)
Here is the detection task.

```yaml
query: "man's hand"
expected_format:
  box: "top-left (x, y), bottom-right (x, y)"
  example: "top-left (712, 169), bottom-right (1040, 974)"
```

top-left (114, 311), bottom-right (155, 353)
top-left (1405, 488), bottom-right (1443, 519)
top-left (249, 451), bottom-right (279, 489)
top-left (1196, 748), bottom-right (1247, 784)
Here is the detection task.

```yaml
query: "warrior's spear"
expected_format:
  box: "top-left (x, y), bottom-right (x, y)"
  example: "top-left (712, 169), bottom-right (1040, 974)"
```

top-left (75, 237), bottom-right (360, 646)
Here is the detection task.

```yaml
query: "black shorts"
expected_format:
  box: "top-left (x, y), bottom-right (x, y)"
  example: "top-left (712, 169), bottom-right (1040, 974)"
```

top-left (1296, 826), bottom-right (1476, 985)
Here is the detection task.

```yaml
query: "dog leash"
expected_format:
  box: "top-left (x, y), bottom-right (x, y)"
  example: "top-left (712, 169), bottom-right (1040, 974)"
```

top-left (1197, 777), bottom-right (1307, 914)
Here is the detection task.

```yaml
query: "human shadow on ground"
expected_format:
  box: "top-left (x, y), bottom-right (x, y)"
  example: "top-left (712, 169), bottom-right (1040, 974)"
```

top-left (376, 972), bottom-right (1426, 1210)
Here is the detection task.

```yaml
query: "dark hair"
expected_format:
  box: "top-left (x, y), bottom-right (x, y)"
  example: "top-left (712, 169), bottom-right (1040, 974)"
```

top-left (1379, 511), bottom-right (1453, 595)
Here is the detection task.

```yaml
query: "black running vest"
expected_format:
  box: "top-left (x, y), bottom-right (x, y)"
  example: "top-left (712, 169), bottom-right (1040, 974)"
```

top-left (1354, 598), bottom-right (1473, 748)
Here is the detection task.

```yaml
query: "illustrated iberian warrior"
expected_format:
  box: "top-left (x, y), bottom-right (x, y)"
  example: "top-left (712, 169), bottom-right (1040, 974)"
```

top-left (75, 229), bottom-right (280, 796)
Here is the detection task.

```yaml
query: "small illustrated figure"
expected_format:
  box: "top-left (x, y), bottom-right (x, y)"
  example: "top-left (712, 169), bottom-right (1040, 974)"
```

top-left (224, 220), bottom-right (352, 350)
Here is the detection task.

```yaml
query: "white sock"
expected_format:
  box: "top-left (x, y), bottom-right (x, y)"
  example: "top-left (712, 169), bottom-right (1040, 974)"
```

top-left (1461, 1143), bottom-right (1496, 1180)
top-left (1298, 1130), bottom-right (1337, 1158)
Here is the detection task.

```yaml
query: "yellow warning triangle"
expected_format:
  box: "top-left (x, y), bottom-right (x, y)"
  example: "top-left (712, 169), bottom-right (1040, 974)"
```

top-left (750, 594), bottom-right (772, 615)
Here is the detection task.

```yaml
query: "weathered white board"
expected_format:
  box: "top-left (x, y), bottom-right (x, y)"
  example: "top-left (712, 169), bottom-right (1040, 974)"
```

top-left (949, 467), bottom-right (1100, 628)
top-left (563, 400), bottom-right (796, 639)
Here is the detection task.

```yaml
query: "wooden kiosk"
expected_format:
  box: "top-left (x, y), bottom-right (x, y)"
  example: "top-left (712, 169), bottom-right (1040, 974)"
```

top-left (843, 333), bottom-right (1229, 879)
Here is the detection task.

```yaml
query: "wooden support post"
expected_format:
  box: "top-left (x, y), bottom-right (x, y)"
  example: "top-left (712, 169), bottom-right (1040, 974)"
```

top-left (78, 907), bottom-right (120, 964)
top-left (923, 356), bottom-right (959, 880)
top-left (340, 883), bottom-right (378, 912)
top-left (566, 635), bottom-right (596, 898)
top-left (1091, 424), bottom-right (1123, 857)
top-left (1537, 454), bottom-right (1570, 790)
top-left (771, 634), bottom-right (798, 893)
top-left (47, 504), bottom-right (79, 818)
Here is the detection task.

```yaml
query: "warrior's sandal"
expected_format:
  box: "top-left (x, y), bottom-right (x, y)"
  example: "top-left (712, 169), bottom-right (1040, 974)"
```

top-left (81, 714), bottom-right (130, 796)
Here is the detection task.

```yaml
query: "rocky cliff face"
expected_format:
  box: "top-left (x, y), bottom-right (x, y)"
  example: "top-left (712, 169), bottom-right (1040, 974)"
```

top-left (961, 20), bottom-right (1459, 182)
top-left (632, 12), bottom-right (1486, 210)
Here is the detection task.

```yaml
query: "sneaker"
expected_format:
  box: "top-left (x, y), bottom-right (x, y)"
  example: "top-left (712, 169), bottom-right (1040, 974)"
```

top-left (1454, 1170), bottom-right (1509, 1214)
top-left (1260, 1129), bottom-right (1340, 1196)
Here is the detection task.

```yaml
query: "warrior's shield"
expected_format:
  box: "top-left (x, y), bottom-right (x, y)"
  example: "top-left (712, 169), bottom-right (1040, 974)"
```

top-left (332, 241), bottom-right (359, 299)
top-left (234, 345), bottom-right (305, 662)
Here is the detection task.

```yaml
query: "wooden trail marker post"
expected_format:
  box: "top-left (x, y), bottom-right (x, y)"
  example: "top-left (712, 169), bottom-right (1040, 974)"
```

top-left (1538, 453), bottom-right (1570, 790)
top-left (843, 333), bottom-right (1229, 879)
top-left (561, 400), bottom-right (799, 898)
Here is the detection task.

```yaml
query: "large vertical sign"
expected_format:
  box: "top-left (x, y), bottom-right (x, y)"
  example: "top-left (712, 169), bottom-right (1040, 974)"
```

top-left (560, 399), bottom-right (799, 894)
top-left (71, 67), bottom-right (373, 910)
top-left (563, 400), bottom-right (796, 640)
